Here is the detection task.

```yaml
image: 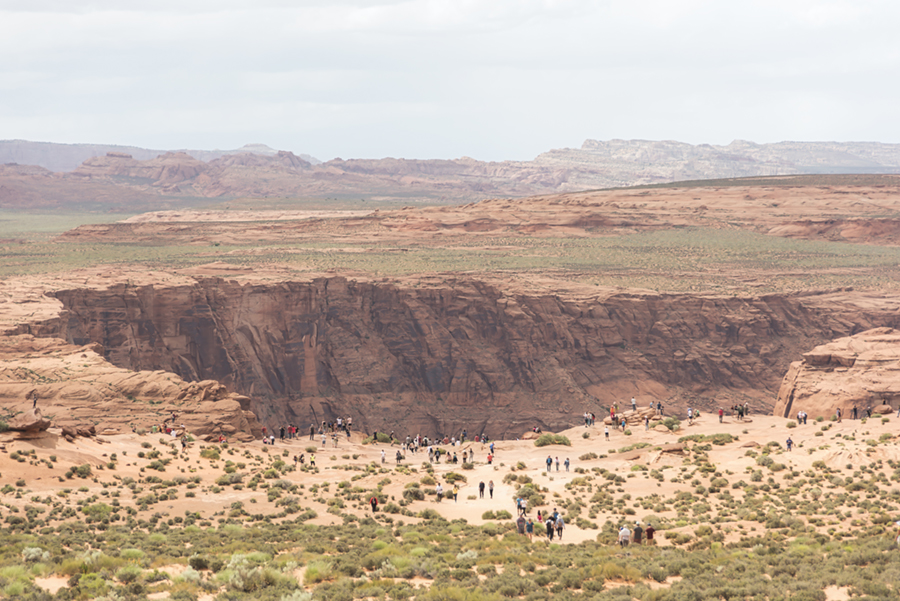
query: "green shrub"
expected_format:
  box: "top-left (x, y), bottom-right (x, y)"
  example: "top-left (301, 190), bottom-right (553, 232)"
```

top-left (534, 434), bottom-right (571, 447)
top-left (200, 447), bottom-right (220, 460)
top-left (116, 564), bottom-right (142, 584)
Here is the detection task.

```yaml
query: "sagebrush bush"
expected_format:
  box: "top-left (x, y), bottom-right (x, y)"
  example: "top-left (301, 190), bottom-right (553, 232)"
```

top-left (534, 434), bottom-right (571, 447)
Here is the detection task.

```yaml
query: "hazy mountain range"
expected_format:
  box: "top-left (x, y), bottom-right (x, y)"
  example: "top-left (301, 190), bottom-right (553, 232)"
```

top-left (3, 138), bottom-right (900, 211)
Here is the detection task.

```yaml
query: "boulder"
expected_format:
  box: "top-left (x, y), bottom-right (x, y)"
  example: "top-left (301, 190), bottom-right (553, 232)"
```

top-left (8, 408), bottom-right (50, 432)
top-left (75, 424), bottom-right (96, 437)
top-left (874, 404), bottom-right (894, 415)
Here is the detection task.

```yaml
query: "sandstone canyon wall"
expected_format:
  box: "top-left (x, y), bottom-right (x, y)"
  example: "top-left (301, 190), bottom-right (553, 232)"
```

top-left (12, 277), bottom-right (900, 439)
top-left (774, 327), bottom-right (900, 420)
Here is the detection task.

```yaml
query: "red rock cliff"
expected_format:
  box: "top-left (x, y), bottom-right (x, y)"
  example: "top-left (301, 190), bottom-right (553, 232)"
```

top-left (18, 278), bottom-right (900, 438)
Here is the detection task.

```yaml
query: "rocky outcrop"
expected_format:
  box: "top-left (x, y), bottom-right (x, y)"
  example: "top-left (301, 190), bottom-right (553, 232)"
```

top-left (6, 276), bottom-right (891, 439)
top-left (774, 328), bottom-right (900, 419)
top-left (0, 335), bottom-right (262, 442)
top-left (8, 407), bottom-right (50, 432)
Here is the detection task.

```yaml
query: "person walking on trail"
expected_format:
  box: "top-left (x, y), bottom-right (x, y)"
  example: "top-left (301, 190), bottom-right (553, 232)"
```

top-left (555, 457), bottom-right (560, 472)
top-left (546, 518), bottom-right (555, 541)
top-left (645, 416), bottom-right (650, 431)
top-left (526, 518), bottom-right (534, 541)
top-left (718, 408), bottom-right (724, 423)
top-left (309, 424), bottom-right (315, 440)
top-left (310, 453), bottom-right (316, 467)
top-left (369, 496), bottom-right (378, 512)
top-left (605, 426), bottom-right (610, 440)
top-left (517, 515), bottom-right (526, 536)
top-left (618, 525), bottom-right (631, 547)
top-left (633, 522), bottom-right (643, 545)
top-left (645, 523), bottom-right (655, 545)
top-left (381, 449), bottom-right (386, 464)
top-left (280, 426), bottom-right (285, 441)
top-left (488, 480), bottom-right (494, 499)
top-left (546, 456), bottom-right (552, 472)
top-left (479, 481), bottom-right (485, 498)
top-left (435, 483), bottom-right (443, 502)
top-left (786, 437), bottom-right (793, 452)
top-left (396, 450), bottom-right (403, 464)
top-left (556, 516), bottom-right (564, 540)
top-left (452, 484), bottom-right (459, 502)
top-left (564, 458), bottom-right (570, 472)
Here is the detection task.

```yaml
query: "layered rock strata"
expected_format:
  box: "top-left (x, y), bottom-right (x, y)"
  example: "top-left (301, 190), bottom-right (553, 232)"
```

top-left (774, 327), bottom-right (900, 419)
top-left (7, 274), bottom-right (899, 439)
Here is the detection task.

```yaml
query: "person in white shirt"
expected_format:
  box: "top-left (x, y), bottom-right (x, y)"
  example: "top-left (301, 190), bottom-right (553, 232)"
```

top-left (618, 525), bottom-right (631, 546)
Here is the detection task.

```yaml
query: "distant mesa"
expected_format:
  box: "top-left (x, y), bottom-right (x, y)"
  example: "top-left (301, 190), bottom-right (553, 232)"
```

top-left (5, 137), bottom-right (900, 211)
top-left (0, 139), bottom-right (322, 172)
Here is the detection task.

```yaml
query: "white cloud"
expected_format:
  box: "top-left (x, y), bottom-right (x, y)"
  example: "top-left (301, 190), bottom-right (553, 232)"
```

top-left (0, 0), bottom-right (899, 160)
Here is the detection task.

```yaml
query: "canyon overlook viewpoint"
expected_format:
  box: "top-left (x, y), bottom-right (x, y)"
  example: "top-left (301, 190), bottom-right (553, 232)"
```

top-left (3, 159), bottom-right (900, 439)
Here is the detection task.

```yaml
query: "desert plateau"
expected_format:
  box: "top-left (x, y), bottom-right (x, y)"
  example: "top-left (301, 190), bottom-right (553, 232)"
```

top-left (3, 145), bottom-right (900, 601)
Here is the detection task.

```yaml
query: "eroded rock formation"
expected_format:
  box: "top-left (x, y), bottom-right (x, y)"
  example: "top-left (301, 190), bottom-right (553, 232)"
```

top-left (0, 335), bottom-right (262, 441)
top-left (774, 327), bottom-right (900, 420)
top-left (6, 274), bottom-right (898, 439)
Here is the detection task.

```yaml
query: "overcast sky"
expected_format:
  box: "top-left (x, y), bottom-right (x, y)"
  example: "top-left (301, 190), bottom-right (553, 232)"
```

top-left (1, 0), bottom-right (898, 161)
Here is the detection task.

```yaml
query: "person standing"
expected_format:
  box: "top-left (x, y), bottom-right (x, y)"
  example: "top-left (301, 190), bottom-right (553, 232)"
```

top-left (631, 397), bottom-right (636, 412)
top-left (381, 449), bottom-right (386, 464)
top-left (556, 515), bottom-right (564, 540)
top-left (488, 480), bottom-right (494, 499)
top-left (786, 437), bottom-right (793, 452)
top-left (546, 456), bottom-right (552, 472)
top-left (555, 457), bottom-right (560, 472)
top-left (370, 496), bottom-right (378, 513)
top-left (526, 518), bottom-right (534, 541)
top-left (645, 523), bottom-right (655, 545)
top-left (633, 522), bottom-right (643, 545)
top-left (452, 484), bottom-right (459, 502)
top-left (564, 458), bottom-right (570, 472)
top-left (618, 525), bottom-right (631, 547)
top-left (435, 483), bottom-right (443, 502)
top-left (718, 408), bottom-right (724, 423)
top-left (605, 426), bottom-right (610, 440)
top-left (546, 518), bottom-right (554, 541)
top-left (517, 515), bottom-right (526, 536)
top-left (479, 481), bottom-right (485, 498)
